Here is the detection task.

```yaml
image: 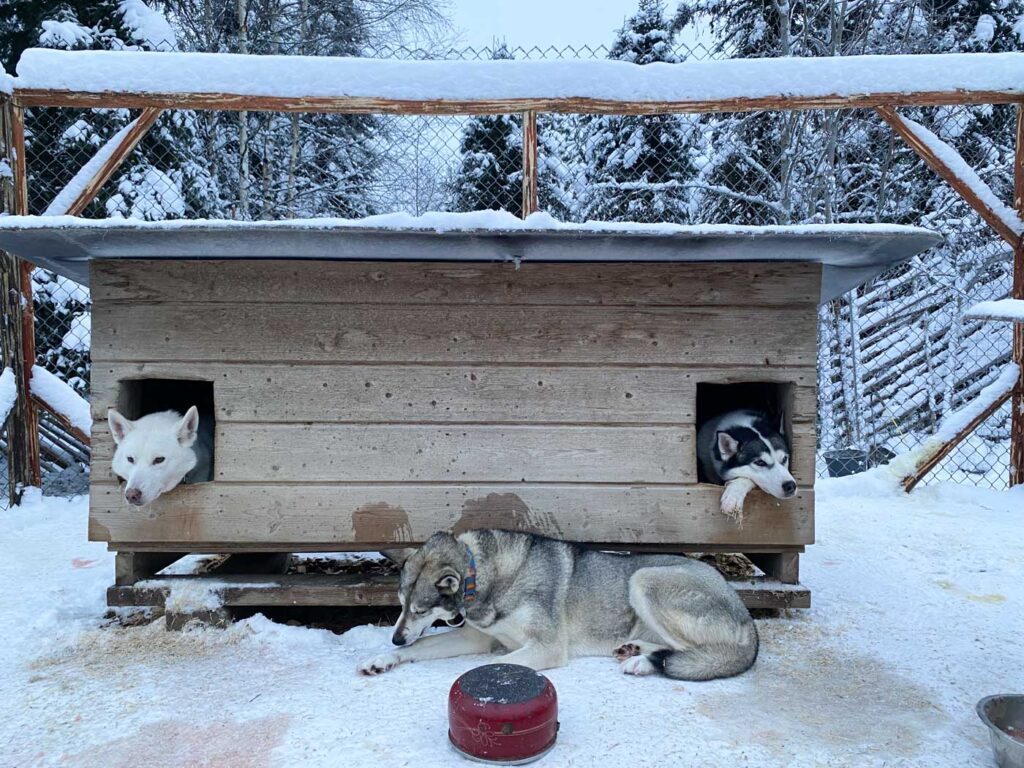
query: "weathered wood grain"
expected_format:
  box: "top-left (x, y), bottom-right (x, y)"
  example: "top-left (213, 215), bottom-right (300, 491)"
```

top-left (90, 422), bottom-right (816, 485)
top-left (91, 302), bottom-right (818, 366)
top-left (89, 482), bottom-right (814, 547)
top-left (16, 86), bottom-right (1024, 115)
top-left (115, 551), bottom-right (185, 585)
top-left (522, 110), bottom-right (538, 216)
top-left (90, 362), bottom-right (817, 425)
top-left (107, 573), bottom-right (810, 610)
top-left (91, 260), bottom-right (821, 307)
top-left (94, 423), bottom-right (692, 483)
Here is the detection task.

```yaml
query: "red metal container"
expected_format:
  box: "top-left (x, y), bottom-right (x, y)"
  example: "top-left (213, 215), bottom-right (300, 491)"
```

top-left (448, 664), bottom-right (559, 764)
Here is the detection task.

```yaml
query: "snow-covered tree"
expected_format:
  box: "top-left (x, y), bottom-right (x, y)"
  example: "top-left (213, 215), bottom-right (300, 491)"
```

top-left (578, 0), bottom-right (698, 223)
top-left (162, 0), bottom-right (383, 218)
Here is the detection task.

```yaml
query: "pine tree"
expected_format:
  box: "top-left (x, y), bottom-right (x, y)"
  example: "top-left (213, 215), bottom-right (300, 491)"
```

top-left (578, 0), bottom-right (698, 223)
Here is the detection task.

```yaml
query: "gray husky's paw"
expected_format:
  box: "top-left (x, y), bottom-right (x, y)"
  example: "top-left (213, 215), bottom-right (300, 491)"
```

top-left (620, 655), bottom-right (657, 676)
top-left (357, 653), bottom-right (401, 676)
top-left (613, 643), bottom-right (642, 662)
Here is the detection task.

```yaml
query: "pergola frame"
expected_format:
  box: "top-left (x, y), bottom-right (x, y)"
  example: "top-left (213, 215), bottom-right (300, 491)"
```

top-left (1, 66), bottom-right (1022, 503)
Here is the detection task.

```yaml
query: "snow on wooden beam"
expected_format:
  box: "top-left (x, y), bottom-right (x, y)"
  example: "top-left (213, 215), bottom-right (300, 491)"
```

top-left (901, 362), bottom-right (1020, 492)
top-left (964, 298), bottom-right (1024, 322)
top-left (30, 365), bottom-right (91, 444)
top-left (46, 108), bottom-right (162, 217)
top-left (876, 106), bottom-right (1024, 248)
top-left (11, 49), bottom-right (1024, 115)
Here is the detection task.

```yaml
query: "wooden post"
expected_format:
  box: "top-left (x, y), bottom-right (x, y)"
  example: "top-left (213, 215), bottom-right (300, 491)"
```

top-left (1011, 104), bottom-right (1024, 487)
top-left (0, 97), bottom-right (40, 503)
top-left (521, 110), bottom-right (538, 218)
top-left (11, 103), bottom-right (40, 489)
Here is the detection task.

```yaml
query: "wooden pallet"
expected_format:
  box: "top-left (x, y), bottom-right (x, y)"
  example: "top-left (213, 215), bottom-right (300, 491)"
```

top-left (109, 571), bottom-right (810, 614)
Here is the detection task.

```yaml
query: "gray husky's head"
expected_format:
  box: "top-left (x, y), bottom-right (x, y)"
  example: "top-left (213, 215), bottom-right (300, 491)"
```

top-left (716, 413), bottom-right (797, 500)
top-left (389, 532), bottom-right (468, 647)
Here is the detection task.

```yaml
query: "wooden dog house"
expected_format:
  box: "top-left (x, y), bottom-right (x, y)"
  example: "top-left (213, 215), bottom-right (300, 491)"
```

top-left (0, 216), bottom-right (940, 615)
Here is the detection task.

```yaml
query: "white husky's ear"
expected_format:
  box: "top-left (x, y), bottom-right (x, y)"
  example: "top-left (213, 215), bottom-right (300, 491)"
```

top-left (177, 406), bottom-right (200, 447)
top-left (108, 409), bottom-right (133, 444)
top-left (778, 412), bottom-right (787, 437)
top-left (717, 431), bottom-right (740, 461)
top-left (435, 571), bottom-right (460, 594)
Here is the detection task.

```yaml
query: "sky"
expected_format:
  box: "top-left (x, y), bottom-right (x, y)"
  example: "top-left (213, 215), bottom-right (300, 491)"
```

top-left (445, 0), bottom-right (666, 50)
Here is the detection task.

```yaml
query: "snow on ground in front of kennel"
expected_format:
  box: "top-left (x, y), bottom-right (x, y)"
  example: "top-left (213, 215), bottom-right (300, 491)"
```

top-left (1, 476), bottom-right (1022, 768)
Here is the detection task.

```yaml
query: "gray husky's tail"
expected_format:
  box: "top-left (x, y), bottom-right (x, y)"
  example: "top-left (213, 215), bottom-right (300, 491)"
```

top-left (648, 625), bottom-right (759, 681)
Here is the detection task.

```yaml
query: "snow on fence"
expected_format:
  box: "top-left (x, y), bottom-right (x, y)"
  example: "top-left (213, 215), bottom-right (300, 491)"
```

top-left (12, 49), bottom-right (1024, 112)
top-left (899, 362), bottom-right (1020, 491)
top-left (966, 298), bottom-right (1024, 322)
top-left (0, 368), bottom-right (16, 425)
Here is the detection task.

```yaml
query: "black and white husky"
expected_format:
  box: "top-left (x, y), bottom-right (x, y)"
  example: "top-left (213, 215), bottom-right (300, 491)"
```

top-left (697, 409), bottom-right (797, 518)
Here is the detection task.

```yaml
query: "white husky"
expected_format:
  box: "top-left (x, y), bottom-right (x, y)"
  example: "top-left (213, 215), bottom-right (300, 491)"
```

top-left (108, 406), bottom-right (213, 507)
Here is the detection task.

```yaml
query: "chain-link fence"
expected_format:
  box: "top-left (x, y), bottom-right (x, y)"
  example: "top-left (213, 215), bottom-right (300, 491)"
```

top-left (11, 42), bottom-right (1018, 504)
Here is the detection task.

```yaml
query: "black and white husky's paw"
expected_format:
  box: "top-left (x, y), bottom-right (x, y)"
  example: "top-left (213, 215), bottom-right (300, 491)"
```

top-left (357, 653), bottom-right (401, 676)
top-left (620, 655), bottom-right (657, 676)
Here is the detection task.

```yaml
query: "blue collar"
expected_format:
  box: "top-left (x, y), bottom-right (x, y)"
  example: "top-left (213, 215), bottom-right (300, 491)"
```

top-left (463, 545), bottom-right (477, 602)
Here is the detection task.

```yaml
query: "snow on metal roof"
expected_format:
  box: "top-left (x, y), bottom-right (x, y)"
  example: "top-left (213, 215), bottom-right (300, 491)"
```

top-left (0, 212), bottom-right (941, 302)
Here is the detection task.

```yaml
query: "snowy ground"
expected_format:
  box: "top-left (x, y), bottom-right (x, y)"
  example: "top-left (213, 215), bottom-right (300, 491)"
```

top-left (2, 474), bottom-right (1022, 767)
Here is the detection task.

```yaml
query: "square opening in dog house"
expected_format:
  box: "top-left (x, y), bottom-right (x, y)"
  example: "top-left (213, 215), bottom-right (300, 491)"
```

top-left (115, 378), bottom-right (215, 484)
top-left (695, 382), bottom-right (795, 483)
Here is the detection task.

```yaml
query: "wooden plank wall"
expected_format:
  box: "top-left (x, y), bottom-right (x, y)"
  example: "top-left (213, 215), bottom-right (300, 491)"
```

top-left (89, 260), bottom-right (819, 551)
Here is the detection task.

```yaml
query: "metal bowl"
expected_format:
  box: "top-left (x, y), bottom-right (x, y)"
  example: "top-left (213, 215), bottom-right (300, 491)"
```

top-left (977, 695), bottom-right (1024, 768)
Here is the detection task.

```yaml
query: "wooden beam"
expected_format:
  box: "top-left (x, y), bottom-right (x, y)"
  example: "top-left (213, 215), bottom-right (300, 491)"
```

top-left (903, 388), bottom-right (1014, 492)
top-left (521, 110), bottom-right (538, 217)
top-left (30, 394), bottom-right (90, 447)
top-left (106, 572), bottom-right (810, 611)
top-left (13, 88), bottom-right (1024, 116)
top-left (876, 105), bottom-right (1021, 248)
top-left (60, 108), bottom-right (162, 217)
top-left (115, 551), bottom-right (186, 585)
top-left (1011, 104), bottom-right (1024, 487)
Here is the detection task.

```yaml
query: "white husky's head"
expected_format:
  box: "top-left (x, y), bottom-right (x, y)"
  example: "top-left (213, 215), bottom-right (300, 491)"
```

top-left (715, 412), bottom-right (797, 500)
top-left (108, 406), bottom-right (200, 507)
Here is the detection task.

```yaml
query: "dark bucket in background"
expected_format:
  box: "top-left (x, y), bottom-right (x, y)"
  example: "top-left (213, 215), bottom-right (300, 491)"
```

top-left (824, 448), bottom-right (869, 478)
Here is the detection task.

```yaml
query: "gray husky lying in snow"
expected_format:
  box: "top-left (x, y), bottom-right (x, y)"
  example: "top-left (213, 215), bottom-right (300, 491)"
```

top-left (359, 529), bottom-right (758, 681)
